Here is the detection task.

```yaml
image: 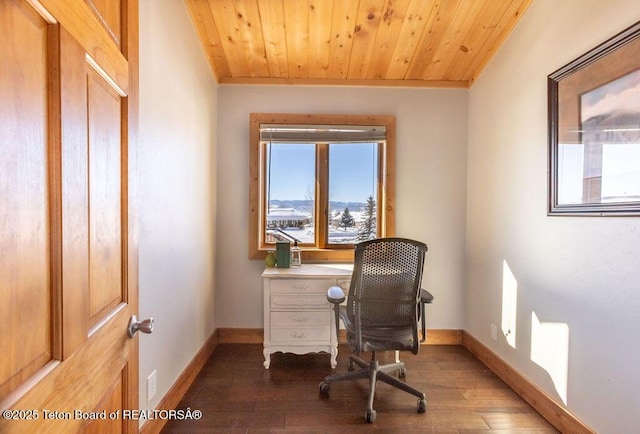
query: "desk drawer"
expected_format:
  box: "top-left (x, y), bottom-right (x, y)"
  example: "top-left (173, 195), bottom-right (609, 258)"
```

top-left (270, 278), bottom-right (333, 294)
top-left (271, 325), bottom-right (331, 342)
top-left (271, 294), bottom-right (329, 309)
top-left (271, 310), bottom-right (329, 327)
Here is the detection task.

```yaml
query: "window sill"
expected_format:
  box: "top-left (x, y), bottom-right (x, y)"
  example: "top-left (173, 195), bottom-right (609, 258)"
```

top-left (251, 247), bottom-right (354, 263)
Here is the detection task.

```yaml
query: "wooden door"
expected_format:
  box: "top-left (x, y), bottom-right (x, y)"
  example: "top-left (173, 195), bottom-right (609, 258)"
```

top-left (0, 0), bottom-right (139, 432)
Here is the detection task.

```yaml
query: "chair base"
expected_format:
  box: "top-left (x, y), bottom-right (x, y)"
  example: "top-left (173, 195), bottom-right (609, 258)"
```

top-left (318, 351), bottom-right (427, 423)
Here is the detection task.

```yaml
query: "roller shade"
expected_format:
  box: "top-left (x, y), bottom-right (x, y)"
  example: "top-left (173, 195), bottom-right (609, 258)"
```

top-left (260, 124), bottom-right (386, 143)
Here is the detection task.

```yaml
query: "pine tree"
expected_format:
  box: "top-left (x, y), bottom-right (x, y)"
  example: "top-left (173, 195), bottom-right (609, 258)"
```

top-left (340, 207), bottom-right (355, 231)
top-left (356, 196), bottom-right (376, 242)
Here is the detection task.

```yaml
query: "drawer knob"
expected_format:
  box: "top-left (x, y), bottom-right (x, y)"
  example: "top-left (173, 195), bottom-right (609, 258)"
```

top-left (292, 316), bottom-right (308, 322)
top-left (291, 331), bottom-right (307, 339)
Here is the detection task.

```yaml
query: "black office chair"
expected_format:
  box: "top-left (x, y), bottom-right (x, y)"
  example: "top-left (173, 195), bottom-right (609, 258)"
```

top-left (318, 238), bottom-right (434, 423)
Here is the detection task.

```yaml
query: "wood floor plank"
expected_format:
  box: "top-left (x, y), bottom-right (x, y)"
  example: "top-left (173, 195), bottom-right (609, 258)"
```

top-left (160, 344), bottom-right (559, 433)
top-left (482, 413), bottom-right (559, 429)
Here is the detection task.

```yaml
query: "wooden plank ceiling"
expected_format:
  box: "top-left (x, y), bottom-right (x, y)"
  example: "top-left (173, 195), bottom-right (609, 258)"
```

top-left (185, 0), bottom-right (532, 88)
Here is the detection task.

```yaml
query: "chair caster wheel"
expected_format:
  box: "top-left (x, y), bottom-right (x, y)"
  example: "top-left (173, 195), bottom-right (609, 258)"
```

top-left (399, 366), bottom-right (407, 377)
top-left (365, 409), bottom-right (376, 423)
top-left (318, 381), bottom-right (330, 396)
top-left (417, 398), bottom-right (427, 413)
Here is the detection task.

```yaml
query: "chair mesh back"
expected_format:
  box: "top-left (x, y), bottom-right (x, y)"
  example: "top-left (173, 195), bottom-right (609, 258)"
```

top-left (347, 238), bottom-right (427, 351)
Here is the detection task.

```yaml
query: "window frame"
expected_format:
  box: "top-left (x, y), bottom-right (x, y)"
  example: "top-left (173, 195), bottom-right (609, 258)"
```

top-left (249, 113), bottom-right (396, 262)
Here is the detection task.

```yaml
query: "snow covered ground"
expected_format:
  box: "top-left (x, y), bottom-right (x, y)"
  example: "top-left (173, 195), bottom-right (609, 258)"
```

top-left (282, 226), bottom-right (360, 244)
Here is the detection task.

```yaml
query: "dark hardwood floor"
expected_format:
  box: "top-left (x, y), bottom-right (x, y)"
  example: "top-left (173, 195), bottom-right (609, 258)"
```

top-left (161, 343), bottom-right (559, 433)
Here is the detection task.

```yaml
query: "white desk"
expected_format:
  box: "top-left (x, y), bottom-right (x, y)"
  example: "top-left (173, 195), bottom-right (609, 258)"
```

top-left (261, 264), bottom-right (353, 369)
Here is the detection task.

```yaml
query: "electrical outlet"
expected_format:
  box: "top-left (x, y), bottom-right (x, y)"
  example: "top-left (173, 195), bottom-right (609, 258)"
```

top-left (491, 324), bottom-right (498, 342)
top-left (147, 370), bottom-right (157, 402)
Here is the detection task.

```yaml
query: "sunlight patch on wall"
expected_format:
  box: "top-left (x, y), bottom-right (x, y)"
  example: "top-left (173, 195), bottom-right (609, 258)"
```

top-left (501, 260), bottom-right (518, 348)
top-left (531, 311), bottom-right (569, 405)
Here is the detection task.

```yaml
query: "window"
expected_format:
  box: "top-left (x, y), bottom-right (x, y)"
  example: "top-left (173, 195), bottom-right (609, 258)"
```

top-left (249, 114), bottom-right (395, 261)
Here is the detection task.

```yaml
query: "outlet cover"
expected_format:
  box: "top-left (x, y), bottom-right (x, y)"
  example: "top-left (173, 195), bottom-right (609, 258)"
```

top-left (147, 370), bottom-right (157, 402)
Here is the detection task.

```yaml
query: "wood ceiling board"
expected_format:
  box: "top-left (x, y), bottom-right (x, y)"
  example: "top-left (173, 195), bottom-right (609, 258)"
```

top-left (384, 0), bottom-right (437, 80)
top-left (185, 0), bottom-right (230, 81)
top-left (308, 0), bottom-right (333, 78)
top-left (421, 0), bottom-right (488, 80)
top-left (185, 0), bottom-right (532, 88)
top-left (257, 0), bottom-right (288, 78)
top-left (462, 0), bottom-right (532, 84)
top-left (362, 0), bottom-right (410, 80)
top-left (284, 0), bottom-right (310, 78)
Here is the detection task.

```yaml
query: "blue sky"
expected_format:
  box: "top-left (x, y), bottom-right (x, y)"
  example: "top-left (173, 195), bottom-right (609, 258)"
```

top-left (267, 143), bottom-right (378, 203)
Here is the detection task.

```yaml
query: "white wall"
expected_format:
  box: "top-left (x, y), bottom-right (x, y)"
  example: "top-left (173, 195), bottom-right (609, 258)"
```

top-left (138, 0), bottom-right (218, 420)
top-left (466, 1), bottom-right (640, 432)
top-left (216, 86), bottom-right (468, 330)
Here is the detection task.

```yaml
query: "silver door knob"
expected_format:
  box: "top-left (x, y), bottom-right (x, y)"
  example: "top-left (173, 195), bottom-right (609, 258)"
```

top-left (128, 315), bottom-right (154, 338)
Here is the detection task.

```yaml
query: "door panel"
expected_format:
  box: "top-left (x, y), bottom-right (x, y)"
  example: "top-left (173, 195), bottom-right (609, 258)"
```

top-left (0, 0), bottom-right (53, 402)
top-left (87, 65), bottom-right (124, 324)
top-left (86, 0), bottom-right (122, 48)
top-left (0, 0), bottom-right (139, 432)
top-left (1, 307), bottom-right (131, 433)
top-left (86, 374), bottom-right (124, 434)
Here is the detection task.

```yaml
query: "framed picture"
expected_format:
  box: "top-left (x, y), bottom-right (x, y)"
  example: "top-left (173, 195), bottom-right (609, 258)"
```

top-left (548, 21), bottom-right (640, 215)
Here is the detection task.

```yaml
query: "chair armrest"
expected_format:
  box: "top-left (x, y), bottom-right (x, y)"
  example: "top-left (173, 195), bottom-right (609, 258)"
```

top-left (419, 289), bottom-right (434, 343)
top-left (327, 286), bottom-right (346, 304)
top-left (327, 286), bottom-right (345, 349)
top-left (420, 288), bottom-right (434, 304)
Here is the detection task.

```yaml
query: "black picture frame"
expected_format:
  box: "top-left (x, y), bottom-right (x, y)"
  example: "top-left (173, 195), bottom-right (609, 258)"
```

top-left (548, 21), bottom-right (640, 215)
